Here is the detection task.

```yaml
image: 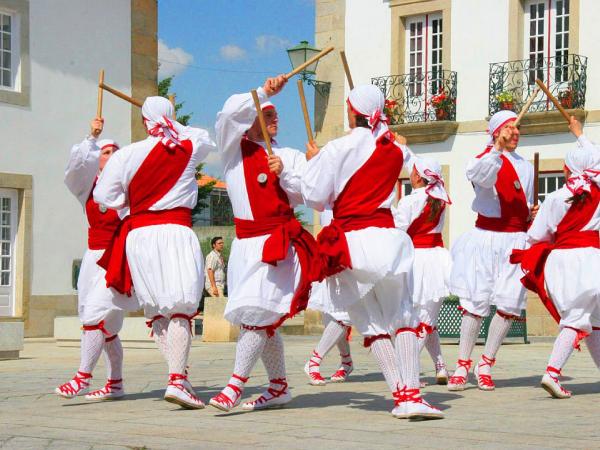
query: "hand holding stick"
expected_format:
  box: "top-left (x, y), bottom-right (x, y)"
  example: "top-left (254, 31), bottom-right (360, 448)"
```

top-left (513, 87), bottom-right (540, 127)
top-left (284, 46), bottom-right (334, 81)
top-left (535, 79), bottom-right (571, 122)
top-left (340, 51), bottom-right (354, 90)
top-left (250, 89), bottom-right (273, 156)
top-left (97, 69), bottom-right (104, 118)
top-left (297, 79), bottom-right (314, 142)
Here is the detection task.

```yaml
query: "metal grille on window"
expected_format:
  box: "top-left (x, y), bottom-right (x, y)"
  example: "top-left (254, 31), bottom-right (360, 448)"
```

top-left (0, 13), bottom-right (11, 88)
top-left (528, 2), bottom-right (546, 85)
top-left (538, 172), bottom-right (566, 203)
top-left (0, 197), bottom-right (11, 287)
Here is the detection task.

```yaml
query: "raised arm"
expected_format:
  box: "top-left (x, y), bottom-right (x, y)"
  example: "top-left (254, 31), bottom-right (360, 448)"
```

top-left (93, 149), bottom-right (128, 210)
top-left (465, 149), bottom-right (503, 188)
top-left (179, 125), bottom-right (217, 165)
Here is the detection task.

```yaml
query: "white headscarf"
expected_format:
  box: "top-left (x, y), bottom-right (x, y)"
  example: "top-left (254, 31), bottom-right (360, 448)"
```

top-left (487, 110), bottom-right (518, 146)
top-left (564, 147), bottom-right (600, 195)
top-left (347, 85), bottom-right (390, 140)
top-left (141, 96), bottom-right (184, 150)
top-left (96, 139), bottom-right (119, 151)
top-left (414, 156), bottom-right (452, 204)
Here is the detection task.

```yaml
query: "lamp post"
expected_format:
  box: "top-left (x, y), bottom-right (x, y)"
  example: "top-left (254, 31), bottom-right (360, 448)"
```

top-left (286, 41), bottom-right (331, 97)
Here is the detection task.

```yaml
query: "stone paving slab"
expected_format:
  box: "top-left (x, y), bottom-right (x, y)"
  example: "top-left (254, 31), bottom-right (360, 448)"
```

top-left (1, 337), bottom-right (600, 449)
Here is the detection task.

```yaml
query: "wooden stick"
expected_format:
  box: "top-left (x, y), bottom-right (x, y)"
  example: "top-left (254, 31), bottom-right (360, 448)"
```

top-left (97, 69), bottom-right (104, 118)
top-left (297, 79), bottom-right (314, 142)
top-left (340, 50), bottom-right (354, 90)
top-left (250, 89), bottom-right (273, 156)
top-left (535, 79), bottom-right (571, 122)
top-left (100, 82), bottom-right (143, 108)
top-left (284, 46), bottom-right (334, 81)
top-left (513, 87), bottom-right (540, 127)
top-left (533, 152), bottom-right (540, 206)
top-left (168, 94), bottom-right (176, 119)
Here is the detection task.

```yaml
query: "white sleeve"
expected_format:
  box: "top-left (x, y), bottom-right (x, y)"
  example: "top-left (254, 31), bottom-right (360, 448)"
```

top-left (577, 134), bottom-right (600, 155)
top-left (64, 137), bottom-right (100, 205)
top-left (465, 149), bottom-right (503, 188)
top-left (527, 194), bottom-right (565, 244)
top-left (398, 143), bottom-right (416, 172)
top-left (93, 150), bottom-right (128, 210)
top-left (392, 194), bottom-right (421, 231)
top-left (278, 148), bottom-right (307, 206)
top-left (215, 87), bottom-right (268, 166)
top-left (180, 126), bottom-right (217, 166)
top-left (301, 143), bottom-right (336, 211)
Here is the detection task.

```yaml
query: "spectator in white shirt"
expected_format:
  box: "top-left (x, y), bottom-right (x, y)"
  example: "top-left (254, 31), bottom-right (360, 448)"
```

top-left (205, 236), bottom-right (226, 297)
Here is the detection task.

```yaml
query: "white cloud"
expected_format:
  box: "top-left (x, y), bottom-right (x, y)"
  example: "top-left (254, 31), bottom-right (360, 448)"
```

top-left (158, 39), bottom-right (194, 79)
top-left (255, 35), bottom-right (291, 53)
top-left (220, 45), bottom-right (247, 61)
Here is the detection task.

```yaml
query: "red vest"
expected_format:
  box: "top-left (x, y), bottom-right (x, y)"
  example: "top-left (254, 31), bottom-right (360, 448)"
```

top-left (318, 132), bottom-right (402, 276)
top-left (511, 185), bottom-right (600, 322)
top-left (98, 140), bottom-right (194, 295)
top-left (86, 181), bottom-right (121, 250)
top-left (406, 199), bottom-right (445, 248)
top-left (233, 138), bottom-right (322, 325)
top-left (475, 147), bottom-right (530, 233)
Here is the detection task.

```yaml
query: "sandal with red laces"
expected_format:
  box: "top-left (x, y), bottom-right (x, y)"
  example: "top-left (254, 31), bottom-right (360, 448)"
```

top-left (304, 351), bottom-right (326, 386)
top-left (474, 354), bottom-right (496, 391)
top-left (447, 359), bottom-right (472, 391)
top-left (541, 367), bottom-right (572, 399)
top-left (209, 374), bottom-right (248, 412)
top-left (85, 378), bottom-right (125, 401)
top-left (164, 373), bottom-right (205, 409)
top-left (391, 386), bottom-right (444, 420)
top-left (55, 371), bottom-right (92, 399)
top-left (330, 356), bottom-right (353, 383)
top-left (242, 378), bottom-right (291, 411)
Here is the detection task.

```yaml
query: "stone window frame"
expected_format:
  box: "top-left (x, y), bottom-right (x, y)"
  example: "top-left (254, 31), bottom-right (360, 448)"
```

top-left (0, 173), bottom-right (32, 321)
top-left (0, 0), bottom-right (29, 107)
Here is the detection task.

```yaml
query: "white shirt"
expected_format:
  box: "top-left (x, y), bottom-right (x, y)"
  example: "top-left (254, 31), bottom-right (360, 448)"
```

top-left (94, 127), bottom-right (215, 211)
top-left (393, 187), bottom-right (446, 233)
top-left (215, 87), bottom-right (306, 220)
top-left (64, 136), bottom-right (100, 206)
top-left (204, 249), bottom-right (226, 289)
top-left (466, 147), bottom-right (534, 218)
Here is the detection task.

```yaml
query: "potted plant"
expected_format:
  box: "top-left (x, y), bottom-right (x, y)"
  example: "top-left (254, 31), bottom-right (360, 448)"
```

top-left (384, 98), bottom-right (402, 125)
top-left (430, 89), bottom-right (455, 121)
top-left (496, 91), bottom-right (515, 111)
top-left (558, 88), bottom-right (575, 109)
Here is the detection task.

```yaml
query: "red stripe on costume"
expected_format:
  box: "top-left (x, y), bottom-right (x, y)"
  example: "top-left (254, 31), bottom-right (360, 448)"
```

top-left (511, 185), bottom-right (600, 324)
top-left (318, 134), bottom-right (402, 276)
top-left (98, 139), bottom-right (194, 295)
top-left (407, 200), bottom-right (445, 248)
top-left (86, 181), bottom-right (121, 250)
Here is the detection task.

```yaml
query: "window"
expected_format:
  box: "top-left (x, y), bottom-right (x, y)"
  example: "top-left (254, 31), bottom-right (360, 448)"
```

top-left (524, 0), bottom-right (570, 86)
top-left (405, 13), bottom-right (443, 103)
top-left (396, 178), bottom-right (413, 202)
top-left (0, 10), bottom-right (16, 90)
top-left (0, 188), bottom-right (17, 316)
top-left (538, 172), bottom-right (566, 203)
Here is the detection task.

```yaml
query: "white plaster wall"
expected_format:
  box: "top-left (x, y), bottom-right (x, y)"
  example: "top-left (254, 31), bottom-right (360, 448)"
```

top-left (579, 0), bottom-right (600, 110)
top-left (0, 0), bottom-right (132, 295)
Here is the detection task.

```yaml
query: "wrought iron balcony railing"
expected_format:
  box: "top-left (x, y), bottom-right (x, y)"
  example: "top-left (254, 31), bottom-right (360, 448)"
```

top-left (489, 54), bottom-right (587, 116)
top-left (371, 70), bottom-right (457, 125)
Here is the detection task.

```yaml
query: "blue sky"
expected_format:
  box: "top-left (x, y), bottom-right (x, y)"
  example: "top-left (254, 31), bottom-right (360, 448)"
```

top-left (158, 0), bottom-right (317, 181)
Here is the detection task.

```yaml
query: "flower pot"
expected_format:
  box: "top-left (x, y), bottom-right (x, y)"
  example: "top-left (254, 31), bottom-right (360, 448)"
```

top-left (560, 97), bottom-right (573, 109)
top-left (435, 108), bottom-right (449, 121)
top-left (499, 101), bottom-right (514, 111)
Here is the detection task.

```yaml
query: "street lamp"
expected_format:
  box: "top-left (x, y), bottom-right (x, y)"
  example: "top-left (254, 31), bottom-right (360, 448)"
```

top-left (286, 41), bottom-right (331, 98)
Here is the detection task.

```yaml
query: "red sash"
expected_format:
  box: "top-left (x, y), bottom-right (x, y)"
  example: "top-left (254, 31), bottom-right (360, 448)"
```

top-left (406, 200), bottom-right (445, 249)
top-left (98, 139), bottom-right (194, 295)
top-left (235, 138), bottom-right (321, 322)
top-left (475, 148), bottom-right (529, 233)
top-left (319, 133), bottom-right (402, 276)
top-left (511, 185), bottom-right (600, 323)
top-left (86, 182), bottom-right (121, 250)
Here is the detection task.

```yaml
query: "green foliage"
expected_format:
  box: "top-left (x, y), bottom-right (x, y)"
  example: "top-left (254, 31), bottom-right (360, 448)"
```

top-left (192, 163), bottom-right (216, 225)
top-left (158, 76), bottom-right (192, 126)
top-left (294, 209), bottom-right (309, 227)
top-left (496, 91), bottom-right (514, 103)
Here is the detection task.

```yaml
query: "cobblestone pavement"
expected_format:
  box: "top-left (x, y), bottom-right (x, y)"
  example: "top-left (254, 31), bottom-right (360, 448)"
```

top-left (1, 337), bottom-right (600, 449)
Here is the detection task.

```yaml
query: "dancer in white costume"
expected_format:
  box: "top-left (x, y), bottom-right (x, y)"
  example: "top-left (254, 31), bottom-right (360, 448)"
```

top-left (393, 156), bottom-right (451, 385)
top-left (304, 209), bottom-right (354, 386)
top-left (94, 97), bottom-right (216, 409)
top-left (511, 118), bottom-right (600, 399)
top-left (302, 84), bottom-right (443, 419)
top-left (448, 110), bottom-right (538, 391)
top-left (209, 76), bottom-right (321, 412)
top-left (56, 117), bottom-right (139, 401)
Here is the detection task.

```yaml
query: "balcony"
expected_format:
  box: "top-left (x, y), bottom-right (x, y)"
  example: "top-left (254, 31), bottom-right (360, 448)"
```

top-left (489, 54), bottom-right (588, 134)
top-left (372, 70), bottom-right (458, 143)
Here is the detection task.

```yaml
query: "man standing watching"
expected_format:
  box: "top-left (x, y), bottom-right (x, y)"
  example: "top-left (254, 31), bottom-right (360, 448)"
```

top-left (205, 236), bottom-right (226, 297)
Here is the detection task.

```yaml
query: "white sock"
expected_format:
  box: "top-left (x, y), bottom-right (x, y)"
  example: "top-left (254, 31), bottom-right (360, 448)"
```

top-left (585, 329), bottom-right (600, 369)
top-left (151, 316), bottom-right (170, 364)
top-left (395, 331), bottom-right (420, 390)
top-left (479, 313), bottom-right (513, 374)
top-left (455, 312), bottom-right (483, 377)
top-left (370, 337), bottom-right (402, 391)
top-left (103, 336), bottom-right (123, 381)
top-left (166, 318), bottom-right (192, 375)
top-left (425, 331), bottom-right (446, 370)
top-left (79, 329), bottom-right (105, 374)
top-left (548, 327), bottom-right (578, 372)
top-left (315, 320), bottom-right (347, 360)
top-left (261, 331), bottom-right (287, 381)
top-left (338, 336), bottom-right (353, 372)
